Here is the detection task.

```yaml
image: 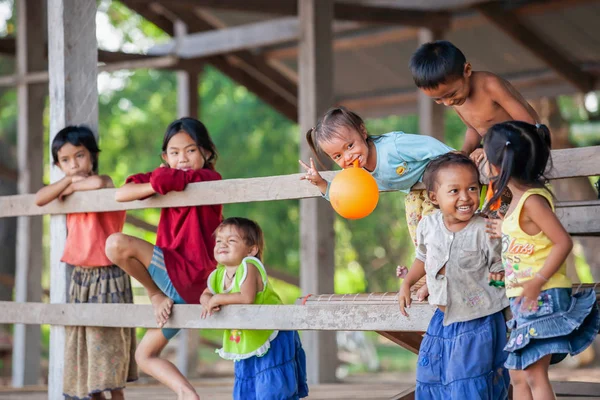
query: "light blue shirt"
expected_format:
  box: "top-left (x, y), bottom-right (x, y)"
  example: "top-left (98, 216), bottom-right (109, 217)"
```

top-left (324, 132), bottom-right (453, 199)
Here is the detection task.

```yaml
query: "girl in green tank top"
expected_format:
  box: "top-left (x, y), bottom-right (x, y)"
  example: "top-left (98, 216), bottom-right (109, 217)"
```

top-left (200, 217), bottom-right (308, 400)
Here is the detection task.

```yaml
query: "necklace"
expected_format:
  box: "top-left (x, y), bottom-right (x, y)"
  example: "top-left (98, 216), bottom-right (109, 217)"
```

top-left (225, 271), bottom-right (236, 282)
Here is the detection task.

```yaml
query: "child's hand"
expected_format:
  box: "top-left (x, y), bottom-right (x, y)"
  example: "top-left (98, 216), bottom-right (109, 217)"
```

top-left (469, 148), bottom-right (485, 166)
top-left (485, 215), bottom-right (504, 239)
top-left (396, 265), bottom-right (408, 278)
top-left (414, 284), bottom-right (429, 302)
top-left (58, 184), bottom-right (75, 201)
top-left (514, 278), bottom-right (544, 312)
top-left (398, 283), bottom-right (412, 317)
top-left (299, 158), bottom-right (326, 187)
top-left (489, 271), bottom-right (505, 282)
top-left (200, 294), bottom-right (219, 318)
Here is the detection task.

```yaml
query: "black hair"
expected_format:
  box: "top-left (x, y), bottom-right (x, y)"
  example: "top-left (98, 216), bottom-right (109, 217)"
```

top-left (51, 125), bottom-right (100, 172)
top-left (215, 217), bottom-right (265, 260)
top-left (162, 117), bottom-right (218, 169)
top-left (409, 40), bottom-right (467, 89)
top-left (483, 121), bottom-right (552, 213)
top-left (422, 152), bottom-right (480, 194)
top-left (306, 106), bottom-right (374, 167)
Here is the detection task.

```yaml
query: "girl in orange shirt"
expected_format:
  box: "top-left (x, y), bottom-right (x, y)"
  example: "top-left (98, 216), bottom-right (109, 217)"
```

top-left (36, 126), bottom-right (137, 400)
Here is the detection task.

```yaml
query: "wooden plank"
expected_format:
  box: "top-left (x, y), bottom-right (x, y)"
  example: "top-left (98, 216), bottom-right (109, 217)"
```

top-left (552, 381), bottom-right (600, 397)
top-left (12, 0), bottom-right (45, 387)
top-left (475, 2), bottom-right (595, 93)
top-left (149, 17), bottom-right (299, 60)
top-left (160, 2), bottom-right (299, 109)
top-left (376, 331), bottom-right (423, 355)
top-left (174, 25), bottom-right (199, 378)
top-left (137, 0), bottom-right (450, 28)
top-left (2, 143), bottom-right (600, 217)
top-left (299, 0), bottom-right (337, 385)
top-left (47, 0), bottom-right (98, 398)
top-left (417, 28), bottom-right (445, 142)
top-left (388, 386), bottom-right (416, 400)
top-left (0, 301), bottom-right (435, 332)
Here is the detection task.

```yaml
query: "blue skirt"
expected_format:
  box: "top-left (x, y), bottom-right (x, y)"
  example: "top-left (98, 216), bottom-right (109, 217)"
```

top-left (233, 331), bottom-right (309, 400)
top-left (416, 309), bottom-right (510, 400)
top-left (504, 288), bottom-right (600, 370)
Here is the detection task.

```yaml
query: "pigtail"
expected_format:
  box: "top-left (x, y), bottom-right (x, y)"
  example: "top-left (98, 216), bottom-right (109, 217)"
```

top-left (484, 142), bottom-right (514, 214)
top-left (305, 126), bottom-right (327, 168)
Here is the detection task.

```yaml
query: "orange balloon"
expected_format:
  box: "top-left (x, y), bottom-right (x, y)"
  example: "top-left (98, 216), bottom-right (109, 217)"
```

top-left (329, 161), bottom-right (379, 219)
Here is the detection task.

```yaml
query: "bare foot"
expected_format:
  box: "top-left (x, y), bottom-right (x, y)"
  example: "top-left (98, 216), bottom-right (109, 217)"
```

top-left (110, 389), bottom-right (124, 400)
top-left (150, 292), bottom-right (174, 327)
top-left (177, 387), bottom-right (200, 400)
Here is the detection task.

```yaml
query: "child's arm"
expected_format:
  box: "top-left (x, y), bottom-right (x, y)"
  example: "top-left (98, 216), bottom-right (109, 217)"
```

top-left (208, 265), bottom-right (260, 311)
top-left (35, 176), bottom-right (73, 206)
top-left (486, 76), bottom-right (539, 124)
top-left (517, 195), bottom-right (573, 307)
top-left (462, 126), bottom-right (482, 158)
top-left (115, 182), bottom-right (156, 202)
top-left (59, 175), bottom-right (115, 200)
top-left (398, 258), bottom-right (426, 316)
top-left (150, 167), bottom-right (221, 195)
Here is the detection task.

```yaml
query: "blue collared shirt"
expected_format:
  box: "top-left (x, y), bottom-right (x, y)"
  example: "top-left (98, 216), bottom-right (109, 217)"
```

top-left (324, 132), bottom-right (454, 199)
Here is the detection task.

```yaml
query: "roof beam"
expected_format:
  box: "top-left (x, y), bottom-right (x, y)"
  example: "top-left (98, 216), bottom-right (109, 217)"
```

top-left (149, 17), bottom-right (299, 59)
top-left (474, 2), bottom-right (595, 93)
top-left (129, 0), bottom-right (450, 29)
top-left (120, 0), bottom-right (297, 120)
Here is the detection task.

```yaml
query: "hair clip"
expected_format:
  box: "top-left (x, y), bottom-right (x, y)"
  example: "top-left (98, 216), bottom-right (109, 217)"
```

top-left (505, 140), bottom-right (511, 146)
top-left (535, 123), bottom-right (541, 128)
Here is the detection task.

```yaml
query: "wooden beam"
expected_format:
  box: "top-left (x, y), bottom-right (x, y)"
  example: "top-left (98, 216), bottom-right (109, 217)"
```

top-left (131, 0), bottom-right (450, 28)
top-left (475, 2), bottom-right (595, 93)
top-left (12, 0), bottom-right (46, 386)
top-left (298, 0), bottom-right (337, 385)
top-left (551, 381), bottom-right (600, 397)
top-left (333, 4), bottom-right (449, 29)
top-left (1, 144), bottom-right (600, 217)
top-left (0, 301), bottom-right (435, 332)
top-left (388, 386), bottom-right (416, 400)
top-left (149, 17), bottom-right (299, 60)
top-left (47, 0), bottom-right (98, 398)
top-left (158, 2), bottom-right (298, 107)
top-left (417, 28), bottom-right (445, 142)
top-left (174, 22), bottom-right (199, 378)
top-left (121, 0), bottom-right (297, 121)
top-left (376, 331), bottom-right (423, 354)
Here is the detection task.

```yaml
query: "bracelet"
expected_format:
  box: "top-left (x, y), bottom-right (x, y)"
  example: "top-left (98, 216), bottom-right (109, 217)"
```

top-left (535, 272), bottom-right (549, 282)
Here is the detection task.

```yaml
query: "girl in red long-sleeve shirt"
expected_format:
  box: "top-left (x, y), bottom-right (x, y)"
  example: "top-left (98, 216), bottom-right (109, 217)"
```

top-left (106, 118), bottom-right (223, 400)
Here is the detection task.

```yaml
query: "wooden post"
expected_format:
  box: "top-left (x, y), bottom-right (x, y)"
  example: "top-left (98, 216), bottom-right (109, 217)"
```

top-left (417, 28), bottom-right (445, 141)
top-left (12, 0), bottom-right (46, 387)
top-left (174, 19), bottom-right (201, 378)
top-left (298, 0), bottom-right (338, 384)
top-left (47, 0), bottom-right (98, 397)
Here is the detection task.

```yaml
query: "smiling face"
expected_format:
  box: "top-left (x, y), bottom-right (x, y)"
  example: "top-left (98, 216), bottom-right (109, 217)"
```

top-left (161, 131), bottom-right (208, 170)
top-left (428, 164), bottom-right (480, 229)
top-left (420, 63), bottom-right (472, 107)
top-left (318, 126), bottom-right (373, 170)
top-left (55, 143), bottom-right (94, 177)
top-left (214, 225), bottom-right (258, 267)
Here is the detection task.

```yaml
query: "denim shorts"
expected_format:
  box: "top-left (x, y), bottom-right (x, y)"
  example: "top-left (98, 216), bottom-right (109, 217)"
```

top-left (504, 287), bottom-right (600, 370)
top-left (148, 246), bottom-right (186, 340)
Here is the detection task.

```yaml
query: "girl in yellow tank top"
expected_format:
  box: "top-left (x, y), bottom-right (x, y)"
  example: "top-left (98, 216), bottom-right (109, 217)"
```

top-left (484, 121), bottom-right (599, 400)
